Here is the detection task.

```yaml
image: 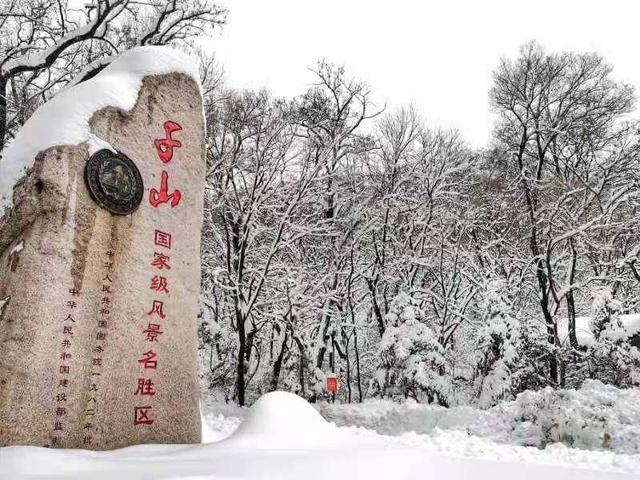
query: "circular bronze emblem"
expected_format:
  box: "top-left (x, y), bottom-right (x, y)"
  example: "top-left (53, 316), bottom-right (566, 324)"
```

top-left (85, 149), bottom-right (144, 215)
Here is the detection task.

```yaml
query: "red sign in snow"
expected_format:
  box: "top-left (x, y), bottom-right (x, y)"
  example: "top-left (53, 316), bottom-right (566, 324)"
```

top-left (327, 374), bottom-right (338, 393)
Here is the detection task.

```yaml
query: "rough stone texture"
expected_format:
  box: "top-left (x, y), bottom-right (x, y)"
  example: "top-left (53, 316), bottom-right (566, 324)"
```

top-left (0, 73), bottom-right (204, 449)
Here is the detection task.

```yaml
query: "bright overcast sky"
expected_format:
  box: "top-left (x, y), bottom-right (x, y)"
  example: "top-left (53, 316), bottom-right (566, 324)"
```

top-left (209, 0), bottom-right (640, 148)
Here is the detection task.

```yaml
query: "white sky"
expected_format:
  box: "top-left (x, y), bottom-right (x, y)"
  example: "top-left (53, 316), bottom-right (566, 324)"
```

top-left (209, 0), bottom-right (640, 148)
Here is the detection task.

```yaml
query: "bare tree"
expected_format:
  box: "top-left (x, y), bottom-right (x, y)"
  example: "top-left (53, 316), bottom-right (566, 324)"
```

top-left (203, 90), bottom-right (328, 405)
top-left (0, 0), bottom-right (226, 153)
top-left (361, 106), bottom-right (422, 336)
top-left (295, 60), bottom-right (380, 377)
top-left (491, 41), bottom-right (635, 384)
top-left (198, 43), bottom-right (640, 406)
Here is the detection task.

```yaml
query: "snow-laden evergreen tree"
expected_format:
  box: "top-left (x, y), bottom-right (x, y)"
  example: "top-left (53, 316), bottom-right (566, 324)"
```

top-left (590, 287), bottom-right (624, 340)
top-left (474, 279), bottom-right (522, 407)
top-left (198, 294), bottom-right (237, 403)
top-left (588, 288), bottom-right (640, 387)
top-left (373, 292), bottom-right (451, 405)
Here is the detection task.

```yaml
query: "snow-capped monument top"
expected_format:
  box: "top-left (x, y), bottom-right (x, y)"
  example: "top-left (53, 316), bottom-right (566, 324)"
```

top-left (0, 46), bottom-right (201, 211)
top-left (0, 46), bottom-right (205, 449)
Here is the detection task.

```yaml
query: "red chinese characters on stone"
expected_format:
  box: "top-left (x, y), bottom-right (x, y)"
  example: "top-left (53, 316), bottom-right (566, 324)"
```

top-left (135, 120), bottom-right (185, 427)
top-left (154, 230), bottom-right (172, 249)
top-left (134, 406), bottom-right (154, 426)
top-left (148, 300), bottom-right (166, 319)
top-left (150, 275), bottom-right (169, 293)
top-left (138, 350), bottom-right (158, 369)
top-left (149, 171), bottom-right (182, 208)
top-left (134, 378), bottom-right (156, 396)
top-left (154, 121), bottom-right (182, 164)
top-left (143, 323), bottom-right (163, 342)
top-left (151, 252), bottom-right (171, 270)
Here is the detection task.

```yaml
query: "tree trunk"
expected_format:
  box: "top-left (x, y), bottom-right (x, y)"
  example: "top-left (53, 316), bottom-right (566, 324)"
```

top-left (316, 313), bottom-right (331, 370)
top-left (367, 279), bottom-right (386, 336)
top-left (295, 337), bottom-right (306, 397)
top-left (347, 250), bottom-right (363, 402)
top-left (269, 330), bottom-right (288, 391)
top-left (536, 258), bottom-right (559, 384)
top-left (516, 132), bottom-right (558, 384)
top-left (235, 305), bottom-right (246, 406)
top-left (567, 291), bottom-right (578, 349)
top-left (0, 76), bottom-right (8, 154)
top-left (354, 326), bottom-right (363, 402)
top-left (343, 328), bottom-right (352, 403)
top-left (567, 240), bottom-right (579, 349)
top-left (316, 280), bottom-right (338, 370)
top-left (316, 166), bottom-right (338, 370)
top-left (330, 331), bottom-right (336, 403)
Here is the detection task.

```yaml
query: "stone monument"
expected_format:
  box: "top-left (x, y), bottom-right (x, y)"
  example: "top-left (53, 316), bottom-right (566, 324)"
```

top-left (0, 47), bottom-right (205, 449)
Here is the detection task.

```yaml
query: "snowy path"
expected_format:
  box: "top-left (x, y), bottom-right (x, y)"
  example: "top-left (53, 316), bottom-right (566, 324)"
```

top-left (2, 393), bottom-right (639, 479)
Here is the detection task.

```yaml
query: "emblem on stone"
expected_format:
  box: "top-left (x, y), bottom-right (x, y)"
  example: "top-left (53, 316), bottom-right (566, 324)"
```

top-left (85, 149), bottom-right (144, 215)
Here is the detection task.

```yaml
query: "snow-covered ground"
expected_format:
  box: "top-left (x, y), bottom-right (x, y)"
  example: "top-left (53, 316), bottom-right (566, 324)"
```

top-left (320, 380), bottom-right (640, 454)
top-left (3, 390), bottom-right (640, 480)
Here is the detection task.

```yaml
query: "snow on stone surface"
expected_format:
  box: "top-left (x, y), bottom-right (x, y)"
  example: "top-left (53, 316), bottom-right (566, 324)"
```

top-left (2, 391), bottom-right (640, 479)
top-left (0, 46), bottom-right (200, 212)
top-left (9, 239), bottom-right (24, 256)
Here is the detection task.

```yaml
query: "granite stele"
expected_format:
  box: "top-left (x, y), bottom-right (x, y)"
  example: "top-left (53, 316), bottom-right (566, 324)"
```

top-left (0, 46), bottom-right (205, 449)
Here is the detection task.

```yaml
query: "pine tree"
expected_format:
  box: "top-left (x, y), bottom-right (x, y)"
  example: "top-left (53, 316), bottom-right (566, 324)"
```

top-left (374, 292), bottom-right (452, 405)
top-left (474, 279), bottom-right (522, 407)
top-left (588, 288), bottom-right (640, 387)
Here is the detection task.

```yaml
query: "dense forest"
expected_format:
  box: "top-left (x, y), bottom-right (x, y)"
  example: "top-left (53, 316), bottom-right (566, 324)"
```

top-left (199, 44), bottom-right (640, 406)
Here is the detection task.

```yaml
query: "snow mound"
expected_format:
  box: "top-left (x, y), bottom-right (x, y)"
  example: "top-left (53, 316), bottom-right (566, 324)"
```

top-left (0, 45), bottom-right (201, 211)
top-left (223, 391), bottom-right (345, 448)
